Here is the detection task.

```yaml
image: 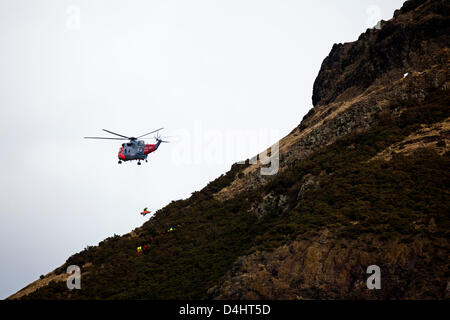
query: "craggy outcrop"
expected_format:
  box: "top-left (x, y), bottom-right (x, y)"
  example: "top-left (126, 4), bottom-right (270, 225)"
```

top-left (209, 233), bottom-right (449, 300)
top-left (209, 0), bottom-right (450, 300)
top-left (312, 0), bottom-right (450, 107)
top-left (213, 0), bottom-right (449, 201)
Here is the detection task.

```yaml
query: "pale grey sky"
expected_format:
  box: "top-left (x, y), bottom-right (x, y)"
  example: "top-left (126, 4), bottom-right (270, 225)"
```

top-left (0, 0), bottom-right (405, 299)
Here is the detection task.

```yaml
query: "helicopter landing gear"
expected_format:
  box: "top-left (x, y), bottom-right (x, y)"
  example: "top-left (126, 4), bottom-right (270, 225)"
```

top-left (137, 161), bottom-right (141, 165)
top-left (118, 160), bottom-right (122, 164)
top-left (145, 159), bottom-right (148, 163)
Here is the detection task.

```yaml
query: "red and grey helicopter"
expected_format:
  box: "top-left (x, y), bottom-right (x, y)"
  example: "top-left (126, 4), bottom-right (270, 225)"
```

top-left (84, 128), bottom-right (169, 165)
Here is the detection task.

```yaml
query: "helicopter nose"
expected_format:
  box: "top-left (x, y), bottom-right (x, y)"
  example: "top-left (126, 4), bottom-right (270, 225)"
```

top-left (118, 153), bottom-right (125, 160)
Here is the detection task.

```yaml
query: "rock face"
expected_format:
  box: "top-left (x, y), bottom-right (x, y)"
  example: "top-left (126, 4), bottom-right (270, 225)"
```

top-left (208, 0), bottom-right (450, 300)
top-left (209, 234), bottom-right (449, 300)
top-left (216, 0), bottom-right (450, 200)
top-left (254, 193), bottom-right (288, 219)
top-left (312, 0), bottom-right (450, 107)
top-left (214, 0), bottom-right (449, 201)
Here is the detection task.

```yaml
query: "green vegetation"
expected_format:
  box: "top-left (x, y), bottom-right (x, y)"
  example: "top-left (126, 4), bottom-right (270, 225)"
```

top-left (22, 92), bottom-right (449, 299)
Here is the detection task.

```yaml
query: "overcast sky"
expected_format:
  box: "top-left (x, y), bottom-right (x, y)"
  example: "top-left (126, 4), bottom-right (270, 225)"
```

top-left (0, 0), bottom-right (405, 299)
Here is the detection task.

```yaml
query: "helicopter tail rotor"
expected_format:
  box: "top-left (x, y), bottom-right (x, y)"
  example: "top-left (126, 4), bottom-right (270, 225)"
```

top-left (154, 132), bottom-right (173, 143)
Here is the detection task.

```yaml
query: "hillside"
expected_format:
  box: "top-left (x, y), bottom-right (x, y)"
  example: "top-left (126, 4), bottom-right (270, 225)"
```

top-left (9, 0), bottom-right (450, 300)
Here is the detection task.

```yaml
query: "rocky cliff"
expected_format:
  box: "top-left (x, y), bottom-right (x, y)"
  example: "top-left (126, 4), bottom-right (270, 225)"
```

top-left (214, 0), bottom-right (449, 202)
top-left (208, 0), bottom-right (450, 299)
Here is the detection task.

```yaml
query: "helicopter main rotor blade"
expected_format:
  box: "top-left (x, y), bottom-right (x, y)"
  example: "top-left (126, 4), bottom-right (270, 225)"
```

top-left (84, 137), bottom-right (128, 140)
top-left (137, 127), bottom-right (164, 139)
top-left (102, 129), bottom-right (131, 139)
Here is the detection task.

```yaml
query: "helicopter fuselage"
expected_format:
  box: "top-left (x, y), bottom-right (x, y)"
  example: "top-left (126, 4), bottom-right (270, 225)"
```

top-left (118, 139), bottom-right (162, 162)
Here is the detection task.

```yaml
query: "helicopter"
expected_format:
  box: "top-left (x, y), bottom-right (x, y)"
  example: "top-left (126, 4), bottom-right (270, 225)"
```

top-left (84, 128), bottom-right (169, 165)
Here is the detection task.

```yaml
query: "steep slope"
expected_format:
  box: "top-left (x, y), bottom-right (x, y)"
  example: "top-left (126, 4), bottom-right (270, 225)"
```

top-left (214, 0), bottom-right (450, 201)
top-left (9, 0), bottom-right (449, 300)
